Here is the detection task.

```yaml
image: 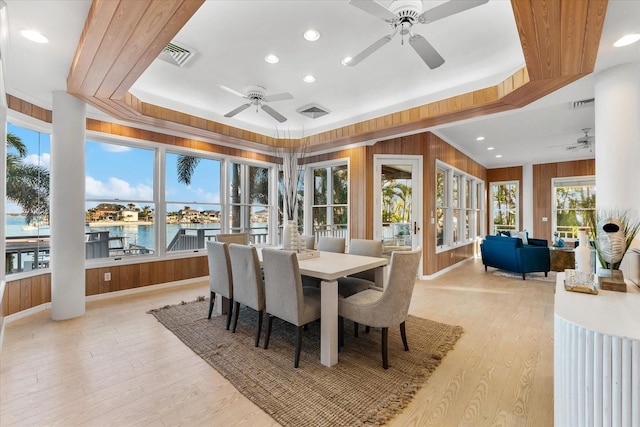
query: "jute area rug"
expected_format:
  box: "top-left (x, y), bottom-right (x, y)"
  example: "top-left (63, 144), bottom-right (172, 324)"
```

top-left (149, 298), bottom-right (463, 427)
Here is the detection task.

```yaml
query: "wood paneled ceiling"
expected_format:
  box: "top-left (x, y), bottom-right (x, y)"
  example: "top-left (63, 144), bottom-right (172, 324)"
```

top-left (67, 0), bottom-right (607, 152)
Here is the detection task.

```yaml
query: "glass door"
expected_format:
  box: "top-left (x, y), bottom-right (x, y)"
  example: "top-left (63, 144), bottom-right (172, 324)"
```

top-left (373, 155), bottom-right (422, 257)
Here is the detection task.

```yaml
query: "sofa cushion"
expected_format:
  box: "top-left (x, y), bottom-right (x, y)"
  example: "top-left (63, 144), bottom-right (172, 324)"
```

top-left (512, 230), bottom-right (528, 245)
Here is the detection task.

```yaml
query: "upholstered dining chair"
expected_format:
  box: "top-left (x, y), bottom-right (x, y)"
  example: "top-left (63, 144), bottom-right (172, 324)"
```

top-left (216, 232), bottom-right (249, 245)
top-left (337, 239), bottom-right (383, 298)
top-left (206, 241), bottom-right (234, 330)
top-left (228, 243), bottom-right (266, 347)
top-left (317, 236), bottom-right (346, 253)
top-left (262, 248), bottom-right (322, 368)
top-left (338, 247), bottom-right (422, 369)
top-left (300, 235), bottom-right (315, 250)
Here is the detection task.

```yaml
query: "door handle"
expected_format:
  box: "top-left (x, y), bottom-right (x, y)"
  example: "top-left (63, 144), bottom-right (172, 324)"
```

top-left (413, 222), bottom-right (420, 234)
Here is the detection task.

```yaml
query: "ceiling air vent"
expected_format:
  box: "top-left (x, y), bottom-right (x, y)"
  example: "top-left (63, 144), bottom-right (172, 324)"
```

top-left (159, 41), bottom-right (195, 67)
top-left (571, 98), bottom-right (595, 109)
top-left (297, 104), bottom-right (331, 119)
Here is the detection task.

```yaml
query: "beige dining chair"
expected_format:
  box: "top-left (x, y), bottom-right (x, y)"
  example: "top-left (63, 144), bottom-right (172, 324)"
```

top-left (338, 247), bottom-right (422, 369)
top-left (262, 248), bottom-right (322, 368)
top-left (300, 235), bottom-right (315, 250)
top-left (337, 239), bottom-right (383, 298)
top-left (216, 232), bottom-right (249, 245)
top-left (317, 236), bottom-right (345, 253)
top-left (228, 243), bottom-right (266, 347)
top-left (206, 241), bottom-right (234, 330)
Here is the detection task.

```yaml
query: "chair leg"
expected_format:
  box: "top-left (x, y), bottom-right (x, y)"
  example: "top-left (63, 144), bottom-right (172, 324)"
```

top-left (354, 322), bottom-right (359, 337)
top-left (232, 302), bottom-right (240, 333)
top-left (208, 291), bottom-right (215, 319)
top-left (294, 326), bottom-right (303, 368)
top-left (255, 310), bottom-right (263, 347)
top-left (400, 321), bottom-right (409, 351)
top-left (381, 327), bottom-right (389, 369)
top-left (338, 316), bottom-right (344, 348)
top-left (226, 298), bottom-right (234, 330)
top-left (264, 315), bottom-right (273, 349)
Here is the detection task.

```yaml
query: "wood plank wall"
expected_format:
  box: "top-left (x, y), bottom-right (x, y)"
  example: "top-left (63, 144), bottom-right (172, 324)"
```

top-left (2, 256), bottom-right (208, 317)
top-left (486, 167), bottom-right (524, 234)
top-left (533, 159), bottom-right (595, 240)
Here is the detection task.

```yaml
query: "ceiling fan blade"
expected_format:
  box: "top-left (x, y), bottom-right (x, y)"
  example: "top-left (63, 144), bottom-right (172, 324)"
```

top-left (219, 84), bottom-right (248, 99)
top-left (264, 92), bottom-right (294, 103)
top-left (419, 0), bottom-right (489, 24)
top-left (346, 34), bottom-right (394, 66)
top-left (224, 103), bottom-right (251, 118)
top-left (409, 34), bottom-right (445, 69)
top-left (349, 0), bottom-right (397, 22)
top-left (261, 104), bottom-right (287, 123)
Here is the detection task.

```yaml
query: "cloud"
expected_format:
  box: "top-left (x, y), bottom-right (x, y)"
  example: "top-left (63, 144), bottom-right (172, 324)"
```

top-left (86, 176), bottom-right (153, 200)
top-left (100, 143), bottom-right (131, 153)
top-left (23, 153), bottom-right (51, 168)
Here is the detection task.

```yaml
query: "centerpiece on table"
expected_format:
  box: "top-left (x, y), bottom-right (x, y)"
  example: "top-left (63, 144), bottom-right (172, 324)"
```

top-left (276, 138), bottom-right (308, 252)
top-left (587, 209), bottom-right (640, 292)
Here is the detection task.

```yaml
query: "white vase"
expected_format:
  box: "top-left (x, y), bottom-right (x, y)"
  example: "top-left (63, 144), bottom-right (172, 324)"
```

top-left (282, 220), bottom-right (299, 251)
top-left (575, 228), bottom-right (592, 273)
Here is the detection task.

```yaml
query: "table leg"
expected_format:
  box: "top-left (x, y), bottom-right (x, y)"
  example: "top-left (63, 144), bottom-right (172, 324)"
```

top-left (320, 279), bottom-right (338, 367)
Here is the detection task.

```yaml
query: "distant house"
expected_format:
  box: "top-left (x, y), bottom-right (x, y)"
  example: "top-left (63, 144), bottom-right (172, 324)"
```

top-left (179, 208), bottom-right (200, 223)
top-left (201, 210), bottom-right (221, 222)
top-left (122, 210), bottom-right (139, 222)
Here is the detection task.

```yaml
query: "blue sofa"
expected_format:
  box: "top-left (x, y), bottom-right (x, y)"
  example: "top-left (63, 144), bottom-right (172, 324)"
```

top-left (480, 235), bottom-right (550, 280)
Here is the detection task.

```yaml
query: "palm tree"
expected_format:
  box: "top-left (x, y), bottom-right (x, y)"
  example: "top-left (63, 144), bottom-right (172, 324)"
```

top-left (6, 132), bottom-right (50, 223)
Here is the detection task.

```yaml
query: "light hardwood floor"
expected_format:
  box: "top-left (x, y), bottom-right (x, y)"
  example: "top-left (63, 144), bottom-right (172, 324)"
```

top-left (0, 259), bottom-right (554, 426)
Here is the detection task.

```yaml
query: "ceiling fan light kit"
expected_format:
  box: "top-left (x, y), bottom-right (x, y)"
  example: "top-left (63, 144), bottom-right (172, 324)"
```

top-left (347, 0), bottom-right (488, 68)
top-left (220, 85), bottom-right (293, 123)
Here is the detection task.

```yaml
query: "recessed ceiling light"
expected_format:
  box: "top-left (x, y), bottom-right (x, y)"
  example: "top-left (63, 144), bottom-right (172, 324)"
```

top-left (304, 30), bottom-right (320, 42)
top-left (614, 33), bottom-right (640, 47)
top-left (341, 56), bottom-right (353, 66)
top-left (20, 29), bottom-right (48, 43)
top-left (495, 154), bottom-right (503, 158)
top-left (476, 136), bottom-right (485, 141)
top-left (303, 75), bottom-right (316, 83)
top-left (265, 54), bottom-right (279, 64)
top-left (487, 147), bottom-right (495, 151)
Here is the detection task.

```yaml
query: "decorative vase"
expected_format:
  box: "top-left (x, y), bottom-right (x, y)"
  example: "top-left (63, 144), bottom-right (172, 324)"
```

top-left (282, 220), bottom-right (299, 251)
top-left (575, 228), bottom-right (592, 273)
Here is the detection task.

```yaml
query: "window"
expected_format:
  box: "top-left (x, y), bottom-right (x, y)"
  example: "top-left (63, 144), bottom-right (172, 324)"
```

top-left (85, 141), bottom-right (155, 259)
top-left (552, 176), bottom-right (596, 240)
top-left (5, 123), bottom-right (51, 274)
top-left (229, 162), bottom-right (271, 244)
top-left (436, 161), bottom-right (484, 250)
top-left (165, 152), bottom-right (222, 251)
top-left (490, 181), bottom-right (518, 235)
top-left (307, 162), bottom-right (348, 240)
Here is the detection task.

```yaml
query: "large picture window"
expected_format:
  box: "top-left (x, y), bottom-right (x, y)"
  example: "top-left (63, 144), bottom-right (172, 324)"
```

top-left (165, 152), bottom-right (222, 251)
top-left (229, 162), bottom-right (271, 244)
top-left (85, 141), bottom-right (155, 259)
top-left (552, 176), bottom-right (596, 240)
top-left (5, 123), bottom-right (51, 274)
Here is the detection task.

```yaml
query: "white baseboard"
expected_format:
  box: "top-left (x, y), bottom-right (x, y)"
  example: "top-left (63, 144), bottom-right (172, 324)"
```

top-left (419, 256), bottom-right (474, 280)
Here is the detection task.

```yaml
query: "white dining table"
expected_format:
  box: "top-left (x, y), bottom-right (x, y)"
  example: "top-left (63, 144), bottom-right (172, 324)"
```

top-left (215, 248), bottom-right (388, 367)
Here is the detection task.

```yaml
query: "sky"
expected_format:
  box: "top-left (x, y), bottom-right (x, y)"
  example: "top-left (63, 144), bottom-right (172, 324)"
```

top-left (6, 122), bottom-right (222, 215)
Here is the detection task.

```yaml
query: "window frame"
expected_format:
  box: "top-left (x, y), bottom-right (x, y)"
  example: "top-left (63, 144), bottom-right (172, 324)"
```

top-left (436, 160), bottom-right (484, 253)
top-left (489, 180), bottom-right (519, 236)
top-left (551, 175), bottom-right (596, 242)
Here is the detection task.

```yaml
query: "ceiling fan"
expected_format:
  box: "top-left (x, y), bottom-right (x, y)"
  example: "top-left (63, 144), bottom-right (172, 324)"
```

top-left (220, 85), bottom-right (293, 123)
top-left (346, 0), bottom-right (489, 69)
top-left (565, 128), bottom-right (595, 151)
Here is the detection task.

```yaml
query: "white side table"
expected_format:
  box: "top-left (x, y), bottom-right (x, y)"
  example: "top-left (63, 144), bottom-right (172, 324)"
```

top-left (554, 273), bottom-right (640, 427)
